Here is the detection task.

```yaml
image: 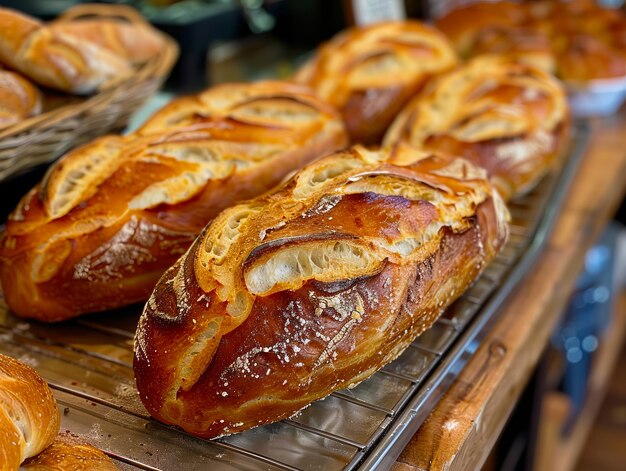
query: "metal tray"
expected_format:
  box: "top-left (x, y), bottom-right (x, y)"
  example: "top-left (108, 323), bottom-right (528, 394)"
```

top-left (0, 122), bottom-right (588, 471)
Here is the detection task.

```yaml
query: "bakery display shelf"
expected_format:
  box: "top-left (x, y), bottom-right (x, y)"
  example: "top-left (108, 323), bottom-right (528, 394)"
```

top-left (0, 122), bottom-right (589, 471)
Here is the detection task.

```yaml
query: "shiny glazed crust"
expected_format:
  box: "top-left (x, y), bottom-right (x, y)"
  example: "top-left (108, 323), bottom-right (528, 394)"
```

top-left (134, 144), bottom-right (509, 439)
top-left (0, 7), bottom-right (131, 94)
top-left (0, 81), bottom-right (348, 321)
top-left (384, 55), bottom-right (570, 200)
top-left (294, 20), bottom-right (457, 144)
top-left (0, 354), bottom-right (60, 469)
top-left (0, 69), bottom-right (41, 129)
top-left (21, 432), bottom-right (118, 470)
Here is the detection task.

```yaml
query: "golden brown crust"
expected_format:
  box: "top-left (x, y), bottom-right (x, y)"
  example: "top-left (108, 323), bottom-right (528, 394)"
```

top-left (0, 81), bottom-right (348, 321)
top-left (294, 20), bottom-right (457, 144)
top-left (51, 19), bottom-right (165, 65)
top-left (21, 432), bottom-right (118, 471)
top-left (133, 144), bottom-right (509, 439)
top-left (0, 69), bottom-right (41, 130)
top-left (0, 7), bottom-right (131, 94)
top-left (384, 55), bottom-right (570, 200)
top-left (0, 354), bottom-right (60, 470)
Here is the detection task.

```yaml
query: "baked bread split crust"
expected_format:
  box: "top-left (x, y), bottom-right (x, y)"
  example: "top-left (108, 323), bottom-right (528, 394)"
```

top-left (295, 20), bottom-right (458, 144)
top-left (0, 81), bottom-right (348, 321)
top-left (385, 55), bottom-right (570, 200)
top-left (134, 144), bottom-right (509, 439)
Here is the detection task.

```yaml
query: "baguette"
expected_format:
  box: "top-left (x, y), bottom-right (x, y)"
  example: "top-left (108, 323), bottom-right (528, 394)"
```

top-left (0, 69), bottom-right (41, 130)
top-left (294, 20), bottom-right (457, 144)
top-left (0, 7), bottom-right (131, 94)
top-left (384, 55), bottom-right (569, 200)
top-left (0, 354), bottom-right (60, 470)
top-left (0, 81), bottom-right (347, 321)
top-left (134, 144), bottom-right (509, 439)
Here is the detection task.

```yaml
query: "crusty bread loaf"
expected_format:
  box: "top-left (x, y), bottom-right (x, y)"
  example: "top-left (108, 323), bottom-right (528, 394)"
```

top-left (294, 20), bottom-right (457, 144)
top-left (0, 81), bottom-right (348, 321)
top-left (0, 69), bottom-right (41, 130)
top-left (0, 354), bottom-right (60, 470)
top-left (51, 19), bottom-right (165, 66)
top-left (21, 432), bottom-right (118, 470)
top-left (384, 55), bottom-right (569, 200)
top-left (0, 7), bottom-right (131, 94)
top-left (134, 144), bottom-right (509, 439)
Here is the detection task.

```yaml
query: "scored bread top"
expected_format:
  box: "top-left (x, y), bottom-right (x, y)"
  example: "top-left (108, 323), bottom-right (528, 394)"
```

top-left (383, 55), bottom-right (569, 199)
top-left (3, 81), bottom-right (346, 290)
top-left (294, 20), bottom-right (458, 143)
top-left (138, 144), bottom-right (509, 404)
top-left (385, 55), bottom-right (567, 145)
top-left (0, 8), bottom-right (132, 94)
top-left (294, 21), bottom-right (457, 107)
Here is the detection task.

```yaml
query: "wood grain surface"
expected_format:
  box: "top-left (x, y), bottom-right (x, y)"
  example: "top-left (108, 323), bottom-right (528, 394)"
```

top-left (393, 111), bottom-right (626, 471)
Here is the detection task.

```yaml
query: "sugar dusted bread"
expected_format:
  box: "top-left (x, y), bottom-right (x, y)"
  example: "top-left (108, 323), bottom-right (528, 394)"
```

top-left (0, 81), bottom-right (348, 321)
top-left (294, 20), bottom-right (457, 144)
top-left (134, 144), bottom-right (509, 439)
top-left (385, 55), bottom-right (569, 200)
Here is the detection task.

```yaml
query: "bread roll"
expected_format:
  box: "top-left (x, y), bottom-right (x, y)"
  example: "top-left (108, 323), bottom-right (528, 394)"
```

top-left (0, 69), bottom-right (41, 130)
top-left (0, 354), bottom-right (60, 470)
top-left (0, 8), bottom-right (131, 94)
top-left (0, 81), bottom-right (347, 321)
top-left (21, 432), bottom-right (118, 470)
top-left (134, 144), bottom-right (509, 439)
top-left (52, 19), bottom-right (165, 65)
top-left (384, 55), bottom-right (569, 200)
top-left (294, 21), bottom-right (457, 144)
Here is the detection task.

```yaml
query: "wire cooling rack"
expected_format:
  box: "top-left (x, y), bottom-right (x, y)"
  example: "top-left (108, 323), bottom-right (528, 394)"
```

top-left (0, 122), bottom-right (588, 471)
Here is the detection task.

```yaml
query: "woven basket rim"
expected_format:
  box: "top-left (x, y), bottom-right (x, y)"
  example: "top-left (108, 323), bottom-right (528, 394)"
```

top-left (0, 5), bottom-right (179, 141)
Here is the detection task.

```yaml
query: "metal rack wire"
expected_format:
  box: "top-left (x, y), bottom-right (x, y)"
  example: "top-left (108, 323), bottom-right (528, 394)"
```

top-left (0, 122), bottom-right (588, 471)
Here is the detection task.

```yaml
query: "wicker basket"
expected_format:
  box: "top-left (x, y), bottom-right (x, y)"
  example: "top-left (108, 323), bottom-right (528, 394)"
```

top-left (0, 4), bottom-right (178, 182)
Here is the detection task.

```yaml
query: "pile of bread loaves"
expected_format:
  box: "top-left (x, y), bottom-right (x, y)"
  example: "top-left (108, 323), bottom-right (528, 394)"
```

top-left (0, 4), bottom-right (577, 462)
top-left (436, 0), bottom-right (626, 81)
top-left (0, 6), bottom-right (166, 130)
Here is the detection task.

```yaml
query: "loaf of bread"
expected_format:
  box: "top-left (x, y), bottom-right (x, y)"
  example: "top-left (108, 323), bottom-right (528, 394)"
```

top-left (384, 55), bottom-right (569, 200)
top-left (0, 354), bottom-right (60, 470)
top-left (294, 21), bottom-right (457, 144)
top-left (134, 144), bottom-right (509, 439)
top-left (21, 432), bottom-right (118, 470)
top-left (0, 69), bottom-right (41, 130)
top-left (0, 81), bottom-right (348, 321)
top-left (52, 18), bottom-right (166, 65)
top-left (0, 7), bottom-right (131, 94)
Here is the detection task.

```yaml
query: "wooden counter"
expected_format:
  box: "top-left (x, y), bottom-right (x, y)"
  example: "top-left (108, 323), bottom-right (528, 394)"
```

top-left (394, 112), bottom-right (626, 471)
